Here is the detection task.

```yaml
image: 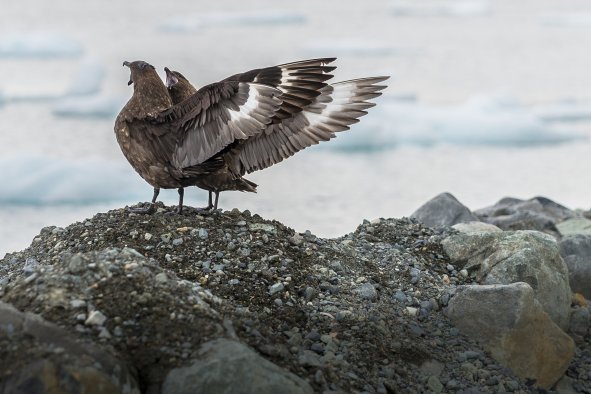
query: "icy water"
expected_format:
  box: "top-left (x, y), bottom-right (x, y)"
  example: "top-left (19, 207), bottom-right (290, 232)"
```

top-left (2, 0), bottom-right (591, 256)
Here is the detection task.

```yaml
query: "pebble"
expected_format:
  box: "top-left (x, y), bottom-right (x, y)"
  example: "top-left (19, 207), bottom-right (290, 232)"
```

top-left (228, 279), bottom-right (240, 285)
top-left (356, 283), bottom-right (378, 301)
top-left (160, 233), bottom-right (172, 243)
top-left (85, 310), bottom-right (107, 326)
top-left (144, 233), bottom-right (153, 241)
top-left (22, 258), bottom-right (39, 275)
top-left (198, 228), bottom-right (208, 239)
top-left (274, 298), bottom-right (283, 306)
top-left (70, 299), bottom-right (86, 308)
top-left (393, 290), bottom-right (407, 303)
top-left (269, 282), bottom-right (284, 295)
top-left (427, 376), bottom-right (443, 393)
top-left (304, 287), bottom-right (316, 301)
top-left (155, 273), bottom-right (168, 283)
top-left (172, 238), bottom-right (183, 246)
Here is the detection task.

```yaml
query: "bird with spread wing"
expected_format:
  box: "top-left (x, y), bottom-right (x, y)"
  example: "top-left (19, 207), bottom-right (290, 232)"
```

top-left (115, 58), bottom-right (388, 213)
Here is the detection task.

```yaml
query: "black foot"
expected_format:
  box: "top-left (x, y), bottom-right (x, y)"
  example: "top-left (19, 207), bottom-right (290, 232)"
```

top-left (127, 203), bottom-right (156, 215)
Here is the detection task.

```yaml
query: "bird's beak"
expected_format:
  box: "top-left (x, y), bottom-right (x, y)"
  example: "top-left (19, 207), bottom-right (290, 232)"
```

top-left (164, 67), bottom-right (178, 88)
top-left (123, 61), bottom-right (133, 85)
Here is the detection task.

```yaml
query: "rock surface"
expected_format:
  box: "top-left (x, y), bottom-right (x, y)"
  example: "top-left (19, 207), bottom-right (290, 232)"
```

top-left (452, 221), bottom-right (502, 234)
top-left (446, 282), bottom-right (575, 389)
top-left (442, 230), bottom-right (571, 328)
top-left (559, 235), bottom-right (591, 299)
top-left (0, 302), bottom-right (139, 394)
top-left (1, 200), bottom-right (590, 393)
top-left (410, 192), bottom-right (479, 227)
top-left (162, 339), bottom-right (313, 394)
top-left (474, 196), bottom-right (576, 237)
top-left (558, 218), bottom-right (591, 236)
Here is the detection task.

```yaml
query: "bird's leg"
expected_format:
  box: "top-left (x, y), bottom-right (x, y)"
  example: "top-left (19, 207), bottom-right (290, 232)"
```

top-left (176, 187), bottom-right (184, 214)
top-left (127, 187), bottom-right (159, 214)
top-left (213, 191), bottom-right (220, 211)
top-left (196, 191), bottom-right (214, 211)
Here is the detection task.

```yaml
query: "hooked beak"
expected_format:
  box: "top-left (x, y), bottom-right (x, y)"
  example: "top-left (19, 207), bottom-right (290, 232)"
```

top-left (123, 61), bottom-right (133, 85)
top-left (164, 67), bottom-right (178, 88)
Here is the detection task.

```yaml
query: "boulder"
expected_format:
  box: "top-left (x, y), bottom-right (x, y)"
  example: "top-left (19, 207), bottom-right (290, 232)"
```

top-left (558, 234), bottom-right (591, 298)
top-left (0, 302), bottom-right (139, 394)
top-left (162, 339), bottom-right (313, 394)
top-left (474, 196), bottom-right (576, 237)
top-left (410, 192), bottom-right (479, 227)
top-left (442, 231), bottom-right (571, 328)
top-left (446, 283), bottom-right (575, 389)
top-left (557, 218), bottom-right (591, 236)
top-left (451, 221), bottom-right (502, 234)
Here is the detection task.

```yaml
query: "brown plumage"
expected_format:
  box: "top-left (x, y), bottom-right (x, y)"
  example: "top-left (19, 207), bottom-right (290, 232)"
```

top-left (115, 58), bottom-right (388, 213)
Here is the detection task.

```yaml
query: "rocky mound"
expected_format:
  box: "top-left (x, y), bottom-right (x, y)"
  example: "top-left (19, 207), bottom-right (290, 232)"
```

top-left (1, 200), bottom-right (589, 393)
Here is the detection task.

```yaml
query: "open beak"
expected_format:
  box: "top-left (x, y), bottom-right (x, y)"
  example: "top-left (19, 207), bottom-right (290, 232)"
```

top-left (123, 61), bottom-right (133, 85)
top-left (164, 67), bottom-right (178, 88)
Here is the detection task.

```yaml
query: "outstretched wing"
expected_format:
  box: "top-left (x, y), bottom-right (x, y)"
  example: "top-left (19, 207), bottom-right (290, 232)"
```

top-left (223, 58), bottom-right (337, 121)
top-left (231, 76), bottom-right (389, 174)
top-left (153, 80), bottom-right (282, 168)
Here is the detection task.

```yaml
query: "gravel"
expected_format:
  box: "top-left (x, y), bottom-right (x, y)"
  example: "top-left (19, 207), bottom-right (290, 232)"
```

top-left (0, 203), bottom-right (588, 393)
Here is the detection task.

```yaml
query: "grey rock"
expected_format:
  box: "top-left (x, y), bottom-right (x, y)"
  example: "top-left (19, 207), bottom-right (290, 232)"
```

top-left (426, 375), bottom-right (443, 393)
top-left (411, 192), bottom-right (479, 227)
top-left (198, 228), bottom-right (208, 239)
top-left (355, 283), bottom-right (378, 300)
top-left (442, 230), bottom-right (571, 328)
top-left (162, 339), bottom-right (313, 394)
top-left (446, 283), bottom-right (575, 389)
top-left (559, 234), bottom-right (591, 298)
top-left (0, 302), bottom-right (139, 394)
top-left (452, 221), bottom-right (502, 234)
top-left (557, 217), bottom-right (591, 236)
top-left (85, 310), bottom-right (107, 326)
top-left (474, 196), bottom-right (575, 237)
top-left (269, 282), bottom-right (284, 295)
top-left (568, 307), bottom-right (590, 338)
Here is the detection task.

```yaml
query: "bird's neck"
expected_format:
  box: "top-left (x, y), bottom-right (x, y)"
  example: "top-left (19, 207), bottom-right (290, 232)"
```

top-left (131, 71), bottom-right (172, 114)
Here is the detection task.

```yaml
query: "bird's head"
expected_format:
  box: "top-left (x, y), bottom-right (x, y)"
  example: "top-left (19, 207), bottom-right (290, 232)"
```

top-left (122, 60), bottom-right (156, 86)
top-left (164, 67), bottom-right (197, 103)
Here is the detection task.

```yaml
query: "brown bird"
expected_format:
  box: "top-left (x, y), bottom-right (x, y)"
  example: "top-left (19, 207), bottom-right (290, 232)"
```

top-left (115, 58), bottom-right (388, 213)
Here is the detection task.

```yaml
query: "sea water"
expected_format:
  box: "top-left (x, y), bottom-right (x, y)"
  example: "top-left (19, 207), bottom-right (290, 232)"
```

top-left (2, 0), bottom-right (591, 256)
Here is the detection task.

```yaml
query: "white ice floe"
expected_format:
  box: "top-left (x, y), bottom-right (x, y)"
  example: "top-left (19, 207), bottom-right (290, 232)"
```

top-left (0, 155), bottom-right (147, 205)
top-left (532, 100), bottom-right (591, 123)
top-left (538, 12), bottom-right (591, 28)
top-left (52, 95), bottom-right (127, 118)
top-left (160, 10), bottom-right (306, 32)
top-left (64, 57), bottom-right (105, 96)
top-left (324, 93), bottom-right (584, 151)
top-left (391, 0), bottom-right (492, 17)
top-left (302, 39), bottom-right (416, 57)
top-left (0, 32), bottom-right (83, 58)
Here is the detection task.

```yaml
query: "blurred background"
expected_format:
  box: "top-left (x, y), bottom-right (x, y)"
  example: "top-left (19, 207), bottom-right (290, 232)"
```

top-left (2, 0), bottom-right (591, 256)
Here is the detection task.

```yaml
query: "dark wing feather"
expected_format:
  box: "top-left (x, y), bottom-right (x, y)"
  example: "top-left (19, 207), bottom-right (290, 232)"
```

top-left (223, 58), bottom-right (337, 122)
top-left (231, 76), bottom-right (389, 174)
top-left (152, 80), bottom-right (282, 168)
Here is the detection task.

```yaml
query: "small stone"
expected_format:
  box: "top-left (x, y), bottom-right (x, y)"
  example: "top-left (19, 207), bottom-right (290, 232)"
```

top-left (406, 307), bottom-right (418, 316)
top-left (70, 299), bottom-right (86, 309)
top-left (274, 298), bottom-right (283, 306)
top-left (356, 283), bottom-right (377, 301)
top-left (198, 228), bottom-right (208, 239)
top-left (85, 310), bottom-right (107, 326)
top-left (23, 258), bottom-right (39, 275)
top-left (393, 290), bottom-right (407, 303)
top-left (298, 350), bottom-right (322, 367)
top-left (236, 220), bottom-right (247, 226)
top-left (289, 233), bottom-right (304, 245)
top-left (459, 269), bottom-right (468, 278)
top-left (269, 282), bottom-right (284, 295)
top-left (427, 376), bottom-right (443, 393)
top-left (172, 238), bottom-right (183, 246)
top-left (144, 233), bottom-right (153, 241)
top-left (98, 327), bottom-right (112, 339)
top-left (161, 233), bottom-right (172, 243)
top-left (228, 279), bottom-right (240, 285)
top-left (304, 287), bottom-right (316, 301)
top-left (155, 273), bottom-right (168, 283)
